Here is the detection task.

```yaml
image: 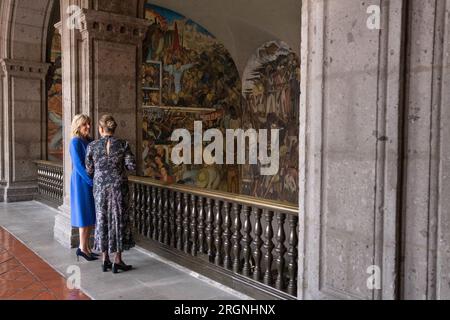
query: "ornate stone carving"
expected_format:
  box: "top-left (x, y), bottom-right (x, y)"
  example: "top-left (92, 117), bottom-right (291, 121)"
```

top-left (77, 9), bottom-right (150, 44)
top-left (0, 59), bottom-right (50, 79)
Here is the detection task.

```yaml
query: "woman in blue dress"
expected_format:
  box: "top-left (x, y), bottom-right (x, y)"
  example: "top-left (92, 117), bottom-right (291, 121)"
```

top-left (70, 114), bottom-right (97, 261)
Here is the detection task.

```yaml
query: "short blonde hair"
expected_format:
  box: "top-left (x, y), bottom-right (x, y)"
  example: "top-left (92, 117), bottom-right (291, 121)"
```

top-left (71, 114), bottom-right (91, 138)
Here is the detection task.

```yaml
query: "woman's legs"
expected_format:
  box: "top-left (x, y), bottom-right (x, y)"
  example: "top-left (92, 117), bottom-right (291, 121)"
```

top-left (79, 227), bottom-right (89, 253)
top-left (114, 252), bottom-right (122, 264)
top-left (102, 252), bottom-right (110, 263)
top-left (86, 225), bottom-right (94, 254)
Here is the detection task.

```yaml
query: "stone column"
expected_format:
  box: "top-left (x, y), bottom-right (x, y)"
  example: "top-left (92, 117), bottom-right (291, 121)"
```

top-left (53, 0), bottom-right (149, 248)
top-left (298, 0), bottom-right (405, 300)
top-left (0, 59), bottom-right (50, 202)
top-left (401, 0), bottom-right (450, 300)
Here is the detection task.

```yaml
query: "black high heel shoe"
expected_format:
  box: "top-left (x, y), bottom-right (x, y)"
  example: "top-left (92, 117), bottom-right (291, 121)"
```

top-left (76, 248), bottom-right (98, 261)
top-left (102, 260), bottom-right (113, 272)
top-left (112, 262), bottom-right (132, 274)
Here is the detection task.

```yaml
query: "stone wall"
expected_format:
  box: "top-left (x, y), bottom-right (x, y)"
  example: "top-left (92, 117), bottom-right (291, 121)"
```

top-left (401, 0), bottom-right (450, 300)
top-left (0, 0), bottom-right (52, 202)
top-left (299, 0), bottom-right (450, 300)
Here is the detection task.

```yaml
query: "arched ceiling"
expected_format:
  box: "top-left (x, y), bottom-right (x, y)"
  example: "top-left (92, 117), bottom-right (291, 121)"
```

top-left (145, 0), bottom-right (301, 76)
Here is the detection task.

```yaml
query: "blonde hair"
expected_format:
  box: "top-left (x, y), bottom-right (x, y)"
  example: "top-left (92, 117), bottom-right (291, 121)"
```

top-left (99, 114), bottom-right (117, 134)
top-left (71, 114), bottom-right (91, 138)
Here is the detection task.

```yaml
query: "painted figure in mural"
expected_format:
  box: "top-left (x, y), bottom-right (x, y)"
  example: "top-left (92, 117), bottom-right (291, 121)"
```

top-left (242, 40), bottom-right (300, 204)
top-left (47, 36), bottom-right (63, 161)
top-left (69, 114), bottom-right (97, 262)
top-left (164, 60), bottom-right (195, 104)
top-left (86, 115), bottom-right (136, 274)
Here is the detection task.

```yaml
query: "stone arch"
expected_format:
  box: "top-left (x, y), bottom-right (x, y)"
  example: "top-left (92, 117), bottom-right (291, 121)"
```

top-left (0, 0), bottom-right (56, 202)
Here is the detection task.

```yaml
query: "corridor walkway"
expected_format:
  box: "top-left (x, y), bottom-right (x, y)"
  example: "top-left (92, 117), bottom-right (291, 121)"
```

top-left (0, 227), bottom-right (90, 300)
top-left (0, 201), bottom-right (250, 300)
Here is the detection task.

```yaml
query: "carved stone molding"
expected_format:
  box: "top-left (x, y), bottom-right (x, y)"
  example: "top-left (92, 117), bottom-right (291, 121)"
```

top-left (54, 21), bottom-right (62, 35)
top-left (77, 9), bottom-right (150, 44)
top-left (0, 59), bottom-right (50, 79)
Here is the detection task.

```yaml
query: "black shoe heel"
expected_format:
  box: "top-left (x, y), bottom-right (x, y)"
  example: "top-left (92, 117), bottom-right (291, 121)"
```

top-left (102, 261), bottom-right (112, 272)
top-left (76, 248), bottom-right (98, 262)
top-left (112, 262), bottom-right (132, 274)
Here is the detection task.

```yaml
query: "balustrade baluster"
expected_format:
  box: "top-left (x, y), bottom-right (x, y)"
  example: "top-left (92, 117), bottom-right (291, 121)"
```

top-left (145, 186), bottom-right (151, 238)
top-left (197, 197), bottom-right (205, 254)
top-left (242, 206), bottom-right (252, 277)
top-left (213, 200), bottom-right (223, 266)
top-left (140, 184), bottom-right (146, 235)
top-left (190, 195), bottom-right (198, 256)
top-left (205, 198), bottom-right (214, 261)
top-left (163, 189), bottom-right (170, 245)
top-left (275, 212), bottom-right (287, 291)
top-left (151, 187), bottom-right (157, 240)
top-left (287, 215), bottom-right (298, 296)
top-left (130, 183), bottom-right (136, 228)
top-left (176, 192), bottom-right (183, 250)
top-left (263, 210), bottom-right (275, 286)
top-left (170, 191), bottom-right (176, 248)
top-left (252, 208), bottom-right (263, 281)
top-left (232, 203), bottom-right (242, 273)
top-left (183, 193), bottom-right (190, 253)
top-left (157, 188), bottom-right (164, 242)
top-left (136, 184), bottom-right (142, 233)
top-left (223, 202), bottom-right (232, 270)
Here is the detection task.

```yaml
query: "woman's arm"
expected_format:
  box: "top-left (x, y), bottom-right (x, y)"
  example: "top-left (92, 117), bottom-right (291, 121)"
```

top-left (124, 141), bottom-right (137, 172)
top-left (69, 139), bottom-right (93, 186)
top-left (85, 144), bottom-right (95, 178)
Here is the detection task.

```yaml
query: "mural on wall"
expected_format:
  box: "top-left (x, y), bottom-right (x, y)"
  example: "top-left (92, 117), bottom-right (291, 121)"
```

top-left (142, 3), bottom-right (242, 193)
top-left (47, 31), bottom-right (63, 162)
top-left (241, 40), bottom-right (300, 204)
top-left (142, 108), bottom-right (240, 193)
top-left (141, 4), bottom-right (300, 204)
top-left (142, 3), bottom-right (241, 109)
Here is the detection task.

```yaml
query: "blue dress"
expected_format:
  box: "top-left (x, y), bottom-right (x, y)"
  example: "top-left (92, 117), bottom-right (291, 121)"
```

top-left (70, 137), bottom-right (96, 228)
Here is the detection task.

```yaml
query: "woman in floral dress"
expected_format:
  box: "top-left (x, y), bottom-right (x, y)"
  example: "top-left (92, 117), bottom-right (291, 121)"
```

top-left (85, 114), bottom-right (136, 273)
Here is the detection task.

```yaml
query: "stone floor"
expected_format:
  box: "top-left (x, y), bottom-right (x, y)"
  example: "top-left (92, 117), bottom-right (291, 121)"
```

top-left (0, 201), bottom-right (251, 300)
top-left (0, 227), bottom-right (90, 300)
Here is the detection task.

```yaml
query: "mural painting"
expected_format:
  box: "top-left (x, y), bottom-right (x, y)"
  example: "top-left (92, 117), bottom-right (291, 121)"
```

top-left (142, 3), bottom-right (241, 109)
top-left (47, 31), bottom-right (63, 162)
top-left (141, 4), bottom-right (300, 205)
top-left (142, 108), bottom-right (240, 193)
top-left (142, 3), bottom-right (242, 193)
top-left (242, 40), bottom-right (300, 204)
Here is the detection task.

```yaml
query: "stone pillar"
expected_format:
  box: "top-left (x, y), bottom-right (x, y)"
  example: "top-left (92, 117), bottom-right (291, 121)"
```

top-left (401, 0), bottom-right (450, 300)
top-left (53, 0), bottom-right (149, 248)
top-left (0, 59), bottom-right (50, 202)
top-left (298, 0), bottom-right (405, 300)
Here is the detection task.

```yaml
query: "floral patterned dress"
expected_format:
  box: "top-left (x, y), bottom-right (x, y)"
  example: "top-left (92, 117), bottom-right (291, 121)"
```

top-left (85, 136), bottom-right (136, 253)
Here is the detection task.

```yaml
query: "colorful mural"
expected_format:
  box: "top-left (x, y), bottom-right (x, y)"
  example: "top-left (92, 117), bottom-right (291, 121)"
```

top-left (142, 108), bottom-right (240, 193)
top-left (47, 31), bottom-right (63, 161)
top-left (141, 4), bottom-right (300, 205)
top-left (142, 3), bottom-right (242, 193)
top-left (142, 3), bottom-right (241, 109)
top-left (241, 41), bottom-right (300, 204)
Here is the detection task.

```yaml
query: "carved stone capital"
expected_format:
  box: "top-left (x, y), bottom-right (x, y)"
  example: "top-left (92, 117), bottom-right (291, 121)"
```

top-left (54, 21), bottom-right (62, 35)
top-left (78, 9), bottom-right (150, 45)
top-left (0, 59), bottom-right (50, 79)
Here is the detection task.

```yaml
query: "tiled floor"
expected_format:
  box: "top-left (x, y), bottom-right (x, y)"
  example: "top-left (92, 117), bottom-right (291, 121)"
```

top-left (0, 201), bottom-right (250, 300)
top-left (0, 227), bottom-right (90, 300)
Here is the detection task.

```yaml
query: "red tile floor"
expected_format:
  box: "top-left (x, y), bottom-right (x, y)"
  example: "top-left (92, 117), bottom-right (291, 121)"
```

top-left (0, 227), bottom-right (90, 300)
